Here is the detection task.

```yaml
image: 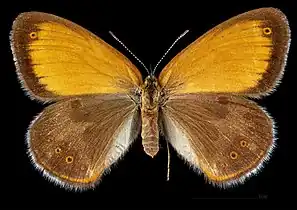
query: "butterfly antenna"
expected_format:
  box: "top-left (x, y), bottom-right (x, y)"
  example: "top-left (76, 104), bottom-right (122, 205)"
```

top-left (149, 64), bottom-right (153, 76)
top-left (152, 29), bottom-right (189, 75)
top-left (109, 31), bottom-right (150, 75)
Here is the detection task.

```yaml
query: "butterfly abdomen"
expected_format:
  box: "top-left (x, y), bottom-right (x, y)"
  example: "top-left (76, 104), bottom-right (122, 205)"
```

top-left (141, 111), bottom-right (159, 157)
top-left (141, 76), bottom-right (161, 158)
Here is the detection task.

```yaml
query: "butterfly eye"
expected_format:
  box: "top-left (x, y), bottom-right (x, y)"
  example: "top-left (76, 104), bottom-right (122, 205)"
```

top-left (65, 156), bottom-right (74, 164)
top-left (135, 88), bottom-right (142, 96)
top-left (263, 27), bottom-right (272, 35)
top-left (143, 79), bottom-right (148, 87)
top-left (29, 31), bottom-right (38, 39)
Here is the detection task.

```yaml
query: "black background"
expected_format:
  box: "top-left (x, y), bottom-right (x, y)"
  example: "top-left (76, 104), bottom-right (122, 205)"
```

top-left (3, 0), bottom-right (296, 208)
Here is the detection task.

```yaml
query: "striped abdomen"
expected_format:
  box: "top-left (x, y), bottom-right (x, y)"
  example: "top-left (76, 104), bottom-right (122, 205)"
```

top-left (141, 110), bottom-right (159, 157)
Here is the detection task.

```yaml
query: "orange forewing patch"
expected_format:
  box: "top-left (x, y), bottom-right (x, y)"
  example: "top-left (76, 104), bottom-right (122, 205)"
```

top-left (11, 12), bottom-right (142, 101)
top-left (158, 8), bottom-right (290, 97)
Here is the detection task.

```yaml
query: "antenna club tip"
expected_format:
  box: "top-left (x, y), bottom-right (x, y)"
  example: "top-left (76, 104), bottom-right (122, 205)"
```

top-left (181, 29), bottom-right (190, 36)
top-left (109, 31), bottom-right (115, 36)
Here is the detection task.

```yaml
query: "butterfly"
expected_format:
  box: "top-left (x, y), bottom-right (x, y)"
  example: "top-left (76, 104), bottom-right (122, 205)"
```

top-left (10, 7), bottom-right (290, 190)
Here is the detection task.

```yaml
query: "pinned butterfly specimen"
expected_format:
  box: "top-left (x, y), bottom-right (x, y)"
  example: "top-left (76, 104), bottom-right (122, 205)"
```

top-left (10, 7), bottom-right (290, 190)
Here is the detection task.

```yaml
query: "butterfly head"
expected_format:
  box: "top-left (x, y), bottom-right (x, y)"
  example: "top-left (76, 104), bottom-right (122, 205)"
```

top-left (143, 75), bottom-right (159, 89)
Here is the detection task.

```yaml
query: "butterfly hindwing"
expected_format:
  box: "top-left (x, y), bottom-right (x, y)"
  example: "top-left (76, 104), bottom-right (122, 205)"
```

top-left (161, 94), bottom-right (274, 187)
top-left (28, 94), bottom-right (140, 190)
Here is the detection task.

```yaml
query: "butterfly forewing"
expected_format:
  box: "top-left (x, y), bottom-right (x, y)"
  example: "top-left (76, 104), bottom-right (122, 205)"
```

top-left (158, 8), bottom-right (290, 97)
top-left (28, 94), bottom-right (140, 189)
top-left (10, 12), bottom-right (142, 101)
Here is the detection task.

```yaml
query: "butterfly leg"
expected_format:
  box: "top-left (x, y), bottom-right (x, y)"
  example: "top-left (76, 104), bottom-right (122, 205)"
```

top-left (166, 139), bottom-right (171, 181)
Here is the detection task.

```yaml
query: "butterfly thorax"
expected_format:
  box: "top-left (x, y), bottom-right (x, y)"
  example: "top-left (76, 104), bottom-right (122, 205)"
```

top-left (141, 76), bottom-right (161, 158)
